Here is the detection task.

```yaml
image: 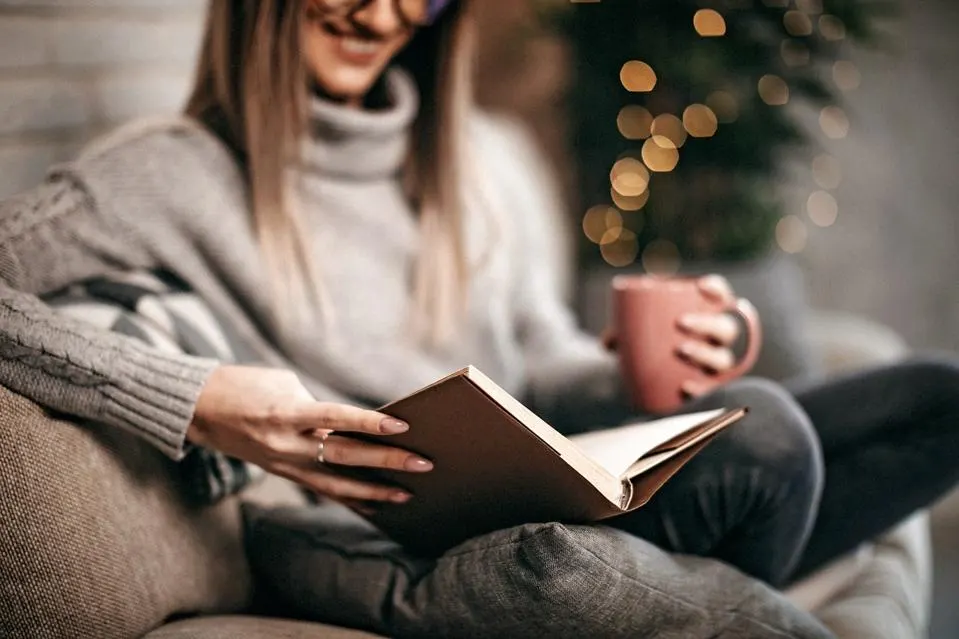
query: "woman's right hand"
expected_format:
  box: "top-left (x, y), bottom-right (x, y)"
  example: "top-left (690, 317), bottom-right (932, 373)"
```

top-left (187, 365), bottom-right (430, 504)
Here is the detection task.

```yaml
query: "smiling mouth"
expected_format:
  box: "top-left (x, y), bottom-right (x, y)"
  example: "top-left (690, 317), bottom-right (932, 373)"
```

top-left (340, 35), bottom-right (380, 55)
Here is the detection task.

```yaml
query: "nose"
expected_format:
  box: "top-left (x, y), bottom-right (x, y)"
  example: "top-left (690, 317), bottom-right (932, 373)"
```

top-left (350, 0), bottom-right (406, 35)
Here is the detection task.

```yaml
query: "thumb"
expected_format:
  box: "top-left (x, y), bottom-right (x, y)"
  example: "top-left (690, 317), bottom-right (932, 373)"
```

top-left (697, 275), bottom-right (735, 304)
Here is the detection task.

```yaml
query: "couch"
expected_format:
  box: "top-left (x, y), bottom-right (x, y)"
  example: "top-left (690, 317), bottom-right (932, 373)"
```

top-left (0, 308), bottom-right (930, 638)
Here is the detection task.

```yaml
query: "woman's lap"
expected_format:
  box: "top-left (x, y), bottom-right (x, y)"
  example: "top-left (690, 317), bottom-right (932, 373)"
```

top-left (611, 377), bottom-right (824, 587)
top-left (612, 356), bottom-right (959, 587)
top-left (786, 355), bottom-right (959, 578)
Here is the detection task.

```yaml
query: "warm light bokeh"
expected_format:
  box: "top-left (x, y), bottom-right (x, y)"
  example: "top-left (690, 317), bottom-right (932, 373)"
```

top-left (758, 74), bottom-right (790, 105)
top-left (776, 215), bottom-right (808, 253)
top-left (620, 60), bottom-right (657, 92)
top-left (784, 10), bottom-right (814, 36)
top-left (642, 136), bottom-right (680, 172)
top-left (706, 90), bottom-right (739, 123)
top-left (683, 104), bottom-right (719, 138)
top-left (611, 187), bottom-right (649, 212)
top-left (651, 113), bottom-right (688, 148)
top-left (693, 9), bottom-right (726, 37)
top-left (808, 191), bottom-right (839, 227)
top-left (819, 14), bottom-right (847, 40)
top-left (610, 157), bottom-right (650, 197)
top-left (583, 205), bottom-right (622, 244)
top-left (812, 153), bottom-right (843, 189)
top-left (820, 106), bottom-right (850, 139)
top-left (617, 105), bottom-right (653, 140)
top-left (641, 239), bottom-right (682, 274)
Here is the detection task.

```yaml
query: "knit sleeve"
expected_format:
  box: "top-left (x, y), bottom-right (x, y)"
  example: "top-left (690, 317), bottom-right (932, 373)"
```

top-left (0, 172), bottom-right (219, 459)
top-left (502, 125), bottom-right (634, 434)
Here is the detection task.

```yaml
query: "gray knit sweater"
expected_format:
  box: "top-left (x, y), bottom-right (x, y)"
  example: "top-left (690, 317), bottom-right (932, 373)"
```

top-left (0, 69), bottom-right (627, 462)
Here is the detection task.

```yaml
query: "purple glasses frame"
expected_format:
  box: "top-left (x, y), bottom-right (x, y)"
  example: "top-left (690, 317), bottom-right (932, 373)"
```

top-left (316, 0), bottom-right (455, 26)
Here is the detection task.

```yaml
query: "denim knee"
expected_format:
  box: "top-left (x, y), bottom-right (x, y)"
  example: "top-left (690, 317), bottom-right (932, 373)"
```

top-left (713, 378), bottom-right (825, 499)
top-left (894, 355), bottom-right (959, 408)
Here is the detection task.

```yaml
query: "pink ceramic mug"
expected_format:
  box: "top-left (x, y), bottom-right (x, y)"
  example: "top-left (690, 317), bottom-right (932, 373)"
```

top-left (612, 275), bottom-right (763, 414)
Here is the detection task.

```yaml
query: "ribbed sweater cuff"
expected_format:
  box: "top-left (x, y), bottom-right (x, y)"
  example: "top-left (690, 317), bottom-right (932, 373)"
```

top-left (101, 344), bottom-right (220, 461)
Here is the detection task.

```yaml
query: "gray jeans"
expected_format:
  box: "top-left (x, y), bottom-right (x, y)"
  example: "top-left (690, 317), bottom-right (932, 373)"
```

top-left (612, 356), bottom-right (959, 587)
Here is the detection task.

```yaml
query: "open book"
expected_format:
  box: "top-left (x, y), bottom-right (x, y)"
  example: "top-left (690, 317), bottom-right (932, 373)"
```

top-left (349, 366), bottom-right (746, 555)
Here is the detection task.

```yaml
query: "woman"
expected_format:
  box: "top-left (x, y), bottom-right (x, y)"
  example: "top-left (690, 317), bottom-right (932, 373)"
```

top-left (1, 0), bottom-right (957, 598)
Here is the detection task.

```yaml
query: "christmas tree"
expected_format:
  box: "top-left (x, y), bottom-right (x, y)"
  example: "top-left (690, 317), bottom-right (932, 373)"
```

top-left (541, 0), bottom-right (897, 270)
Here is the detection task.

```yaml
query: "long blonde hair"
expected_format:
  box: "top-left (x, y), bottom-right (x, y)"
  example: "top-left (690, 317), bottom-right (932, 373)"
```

top-left (185, 0), bottom-right (474, 343)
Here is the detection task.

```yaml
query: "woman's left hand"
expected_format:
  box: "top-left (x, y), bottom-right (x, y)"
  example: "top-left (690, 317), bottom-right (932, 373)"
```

top-left (676, 275), bottom-right (744, 386)
top-left (601, 274), bottom-right (755, 398)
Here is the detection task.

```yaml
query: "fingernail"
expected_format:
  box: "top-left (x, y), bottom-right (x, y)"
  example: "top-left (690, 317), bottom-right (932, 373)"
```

top-left (678, 342), bottom-right (693, 355)
top-left (380, 418), bottom-right (409, 434)
top-left (677, 315), bottom-right (692, 329)
top-left (391, 491), bottom-right (413, 503)
top-left (405, 457), bottom-right (434, 472)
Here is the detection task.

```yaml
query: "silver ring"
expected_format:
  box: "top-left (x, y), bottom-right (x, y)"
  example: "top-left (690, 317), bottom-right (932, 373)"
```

top-left (316, 430), bottom-right (332, 465)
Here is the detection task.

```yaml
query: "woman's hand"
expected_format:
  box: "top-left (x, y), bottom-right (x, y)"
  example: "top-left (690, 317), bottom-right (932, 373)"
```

top-left (676, 275), bottom-right (746, 397)
top-left (188, 366), bottom-right (430, 504)
top-left (602, 274), bottom-right (754, 399)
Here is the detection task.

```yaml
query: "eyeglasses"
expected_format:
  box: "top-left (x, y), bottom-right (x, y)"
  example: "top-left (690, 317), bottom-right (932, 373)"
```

top-left (310, 0), bottom-right (454, 27)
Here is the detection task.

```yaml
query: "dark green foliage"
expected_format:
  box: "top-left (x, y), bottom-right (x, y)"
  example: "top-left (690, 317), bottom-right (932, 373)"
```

top-left (541, 0), bottom-right (897, 264)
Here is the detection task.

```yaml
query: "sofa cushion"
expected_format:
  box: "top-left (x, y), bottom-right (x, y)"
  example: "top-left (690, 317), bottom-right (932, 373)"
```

top-left (142, 615), bottom-right (385, 639)
top-left (244, 501), bottom-right (835, 639)
top-left (0, 385), bottom-right (255, 638)
top-left (48, 270), bottom-right (262, 503)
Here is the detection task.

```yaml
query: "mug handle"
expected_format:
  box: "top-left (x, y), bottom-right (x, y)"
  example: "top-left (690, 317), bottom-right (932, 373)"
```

top-left (716, 298), bottom-right (763, 381)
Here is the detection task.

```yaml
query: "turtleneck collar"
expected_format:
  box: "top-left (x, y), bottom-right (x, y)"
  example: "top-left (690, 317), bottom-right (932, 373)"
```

top-left (302, 67), bottom-right (419, 181)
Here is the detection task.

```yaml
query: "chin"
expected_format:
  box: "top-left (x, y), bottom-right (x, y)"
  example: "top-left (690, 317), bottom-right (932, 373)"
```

top-left (314, 69), bottom-right (384, 103)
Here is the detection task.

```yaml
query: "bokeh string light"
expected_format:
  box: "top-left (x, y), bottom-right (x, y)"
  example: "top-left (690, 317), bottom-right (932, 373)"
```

top-left (596, 1), bottom-right (858, 267)
top-left (775, 215), bottom-right (808, 253)
top-left (601, 229), bottom-right (640, 267)
top-left (781, 39), bottom-right (810, 67)
top-left (641, 239), bottom-right (682, 275)
top-left (705, 90), bottom-right (739, 123)
top-left (650, 113), bottom-right (688, 148)
top-left (783, 10), bottom-right (813, 36)
top-left (642, 136), bottom-right (680, 173)
top-left (807, 191), bottom-right (839, 227)
top-left (693, 9), bottom-right (726, 37)
top-left (833, 60), bottom-right (861, 91)
top-left (683, 104), bottom-right (718, 138)
top-left (758, 74), bottom-right (790, 105)
top-left (820, 105), bottom-right (850, 139)
top-left (812, 153), bottom-right (842, 189)
top-left (582, 205), bottom-right (622, 244)
top-left (617, 105), bottom-right (653, 139)
top-left (610, 157), bottom-right (650, 196)
top-left (819, 14), bottom-right (846, 40)
top-left (611, 187), bottom-right (649, 211)
top-left (620, 60), bottom-right (657, 92)
top-left (796, 0), bottom-right (823, 13)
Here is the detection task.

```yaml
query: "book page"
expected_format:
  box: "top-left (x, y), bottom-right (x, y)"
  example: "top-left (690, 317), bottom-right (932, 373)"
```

top-left (568, 409), bottom-right (726, 478)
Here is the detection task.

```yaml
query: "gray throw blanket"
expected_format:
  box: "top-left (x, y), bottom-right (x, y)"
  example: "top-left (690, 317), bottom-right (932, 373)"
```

top-left (46, 270), bottom-right (261, 503)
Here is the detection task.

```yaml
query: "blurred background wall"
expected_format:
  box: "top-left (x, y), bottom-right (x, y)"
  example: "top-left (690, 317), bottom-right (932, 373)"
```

top-left (794, 0), bottom-right (959, 354)
top-left (0, 0), bottom-right (206, 197)
top-left (0, 0), bottom-right (956, 636)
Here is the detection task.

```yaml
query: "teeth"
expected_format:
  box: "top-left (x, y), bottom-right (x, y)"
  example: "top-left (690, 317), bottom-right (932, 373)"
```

top-left (341, 36), bottom-right (379, 54)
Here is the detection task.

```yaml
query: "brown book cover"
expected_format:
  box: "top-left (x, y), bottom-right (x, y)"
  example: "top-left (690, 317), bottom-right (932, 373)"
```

top-left (345, 366), bottom-right (746, 556)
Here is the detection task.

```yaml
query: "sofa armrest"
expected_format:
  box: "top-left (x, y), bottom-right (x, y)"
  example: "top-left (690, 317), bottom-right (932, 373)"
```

top-left (812, 513), bottom-right (933, 639)
top-left (805, 310), bottom-right (910, 373)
